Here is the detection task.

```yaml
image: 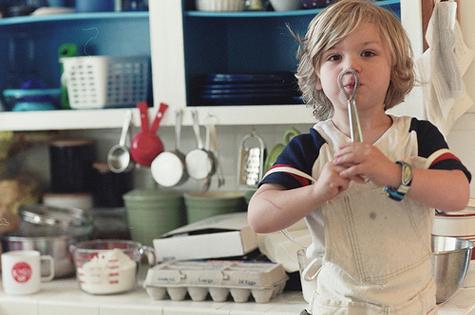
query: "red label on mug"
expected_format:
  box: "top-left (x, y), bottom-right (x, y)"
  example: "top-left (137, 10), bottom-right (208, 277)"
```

top-left (11, 262), bottom-right (32, 283)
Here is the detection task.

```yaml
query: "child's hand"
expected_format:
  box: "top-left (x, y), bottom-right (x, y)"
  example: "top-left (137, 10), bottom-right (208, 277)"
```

top-left (333, 142), bottom-right (397, 187)
top-left (314, 161), bottom-right (351, 201)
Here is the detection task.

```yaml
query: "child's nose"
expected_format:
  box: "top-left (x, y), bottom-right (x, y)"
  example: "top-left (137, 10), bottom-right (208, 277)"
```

top-left (343, 56), bottom-right (362, 73)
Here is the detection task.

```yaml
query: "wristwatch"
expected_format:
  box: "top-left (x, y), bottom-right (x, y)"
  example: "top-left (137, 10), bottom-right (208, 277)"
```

top-left (384, 161), bottom-right (413, 201)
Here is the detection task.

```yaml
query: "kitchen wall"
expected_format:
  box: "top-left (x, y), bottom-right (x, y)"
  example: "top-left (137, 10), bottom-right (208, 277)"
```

top-left (17, 122), bottom-right (316, 194)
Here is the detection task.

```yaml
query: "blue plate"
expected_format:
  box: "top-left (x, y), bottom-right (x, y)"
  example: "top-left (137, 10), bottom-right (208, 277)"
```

top-left (200, 82), bottom-right (297, 90)
top-left (200, 92), bottom-right (298, 98)
top-left (198, 72), bottom-right (297, 84)
top-left (200, 88), bottom-right (299, 95)
top-left (197, 95), bottom-right (303, 105)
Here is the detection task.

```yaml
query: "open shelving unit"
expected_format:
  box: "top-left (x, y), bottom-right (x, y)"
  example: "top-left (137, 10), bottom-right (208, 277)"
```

top-left (0, 12), bottom-right (150, 131)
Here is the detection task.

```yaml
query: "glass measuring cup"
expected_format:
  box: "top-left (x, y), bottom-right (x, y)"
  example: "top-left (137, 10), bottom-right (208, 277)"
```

top-left (70, 239), bottom-right (155, 295)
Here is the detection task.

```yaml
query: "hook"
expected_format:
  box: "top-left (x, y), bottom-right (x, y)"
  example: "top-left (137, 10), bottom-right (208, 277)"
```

top-left (204, 113), bottom-right (218, 125)
top-left (81, 27), bottom-right (99, 56)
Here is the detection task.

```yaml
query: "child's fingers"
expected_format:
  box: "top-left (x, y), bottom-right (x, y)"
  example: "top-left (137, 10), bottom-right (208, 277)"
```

top-left (350, 175), bottom-right (366, 183)
top-left (339, 165), bottom-right (366, 182)
top-left (339, 170), bottom-right (365, 183)
top-left (334, 153), bottom-right (358, 165)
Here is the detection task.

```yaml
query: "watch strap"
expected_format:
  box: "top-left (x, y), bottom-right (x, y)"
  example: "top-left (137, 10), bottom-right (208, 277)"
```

top-left (384, 161), bottom-right (413, 201)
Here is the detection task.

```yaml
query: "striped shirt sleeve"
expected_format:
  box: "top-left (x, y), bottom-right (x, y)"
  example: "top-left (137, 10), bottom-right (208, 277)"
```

top-left (410, 118), bottom-right (471, 182)
top-left (259, 128), bottom-right (327, 189)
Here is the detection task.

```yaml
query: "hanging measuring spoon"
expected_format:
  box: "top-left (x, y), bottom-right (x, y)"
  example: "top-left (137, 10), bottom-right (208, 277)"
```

top-left (337, 69), bottom-right (363, 142)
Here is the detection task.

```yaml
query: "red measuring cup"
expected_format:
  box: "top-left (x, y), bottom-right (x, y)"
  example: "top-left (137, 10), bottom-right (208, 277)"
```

top-left (131, 102), bottom-right (169, 166)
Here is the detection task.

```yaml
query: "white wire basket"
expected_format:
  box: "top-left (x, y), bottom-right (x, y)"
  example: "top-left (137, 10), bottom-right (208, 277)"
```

top-left (61, 56), bottom-right (149, 109)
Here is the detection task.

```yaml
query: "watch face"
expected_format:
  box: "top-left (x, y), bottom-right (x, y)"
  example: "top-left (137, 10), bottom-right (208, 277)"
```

top-left (401, 163), bottom-right (412, 186)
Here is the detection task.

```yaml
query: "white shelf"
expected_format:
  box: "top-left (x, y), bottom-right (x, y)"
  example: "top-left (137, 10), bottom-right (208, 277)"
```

top-left (0, 12), bottom-right (148, 27)
top-left (0, 105), bottom-right (315, 131)
top-left (0, 108), bottom-right (134, 131)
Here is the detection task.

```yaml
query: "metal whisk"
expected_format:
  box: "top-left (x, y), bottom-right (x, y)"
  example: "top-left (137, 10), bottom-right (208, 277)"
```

top-left (337, 69), bottom-right (363, 142)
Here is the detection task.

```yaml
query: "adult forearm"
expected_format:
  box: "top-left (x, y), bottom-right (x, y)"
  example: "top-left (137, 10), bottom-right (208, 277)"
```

top-left (408, 169), bottom-right (470, 211)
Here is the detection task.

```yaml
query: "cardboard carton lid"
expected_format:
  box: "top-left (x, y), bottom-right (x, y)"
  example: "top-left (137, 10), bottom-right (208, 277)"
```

top-left (163, 212), bottom-right (249, 237)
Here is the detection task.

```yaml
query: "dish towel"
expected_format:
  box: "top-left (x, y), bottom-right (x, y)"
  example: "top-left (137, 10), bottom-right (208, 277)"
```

top-left (416, 0), bottom-right (474, 136)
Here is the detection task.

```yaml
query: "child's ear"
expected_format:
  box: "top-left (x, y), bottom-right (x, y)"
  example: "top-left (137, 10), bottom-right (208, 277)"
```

top-left (315, 78), bottom-right (322, 90)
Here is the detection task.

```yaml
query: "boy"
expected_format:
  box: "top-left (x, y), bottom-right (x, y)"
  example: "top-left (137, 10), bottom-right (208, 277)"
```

top-left (248, 1), bottom-right (471, 314)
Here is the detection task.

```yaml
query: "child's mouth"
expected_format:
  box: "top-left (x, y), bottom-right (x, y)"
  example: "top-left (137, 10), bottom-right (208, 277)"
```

top-left (345, 81), bottom-right (355, 88)
top-left (344, 83), bottom-right (356, 92)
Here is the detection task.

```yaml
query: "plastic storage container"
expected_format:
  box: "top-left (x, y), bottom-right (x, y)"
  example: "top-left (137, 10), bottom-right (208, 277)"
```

top-left (61, 56), bottom-right (149, 109)
top-left (144, 260), bottom-right (288, 303)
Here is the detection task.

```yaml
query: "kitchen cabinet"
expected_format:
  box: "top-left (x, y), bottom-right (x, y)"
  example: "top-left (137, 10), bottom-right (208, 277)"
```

top-left (150, 0), bottom-right (419, 126)
top-left (0, 0), bottom-right (424, 131)
top-left (0, 11), bottom-right (150, 131)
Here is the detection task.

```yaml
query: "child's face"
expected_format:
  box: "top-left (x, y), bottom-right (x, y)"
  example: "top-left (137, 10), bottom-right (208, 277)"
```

top-left (316, 22), bottom-right (392, 115)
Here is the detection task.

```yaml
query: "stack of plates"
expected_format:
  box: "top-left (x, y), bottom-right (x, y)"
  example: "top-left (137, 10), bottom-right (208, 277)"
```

top-left (191, 72), bottom-right (302, 105)
top-left (433, 198), bottom-right (475, 287)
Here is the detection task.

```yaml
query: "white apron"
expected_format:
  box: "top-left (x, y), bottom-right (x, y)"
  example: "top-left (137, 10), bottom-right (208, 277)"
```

top-left (268, 117), bottom-right (437, 314)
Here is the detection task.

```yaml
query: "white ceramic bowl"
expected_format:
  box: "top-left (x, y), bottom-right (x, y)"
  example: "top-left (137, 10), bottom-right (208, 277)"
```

top-left (196, 0), bottom-right (245, 12)
top-left (433, 199), bottom-right (475, 237)
top-left (269, 0), bottom-right (301, 11)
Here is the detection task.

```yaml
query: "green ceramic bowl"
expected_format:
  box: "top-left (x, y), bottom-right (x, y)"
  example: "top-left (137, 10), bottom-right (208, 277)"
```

top-left (123, 189), bottom-right (185, 246)
top-left (184, 192), bottom-right (245, 223)
top-left (123, 189), bottom-right (182, 202)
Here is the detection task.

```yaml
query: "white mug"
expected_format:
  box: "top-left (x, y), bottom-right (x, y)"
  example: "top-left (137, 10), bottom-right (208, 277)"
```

top-left (1, 250), bottom-right (55, 295)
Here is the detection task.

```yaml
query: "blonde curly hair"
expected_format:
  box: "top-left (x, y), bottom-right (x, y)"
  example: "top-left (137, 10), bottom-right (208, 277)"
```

top-left (295, 0), bottom-right (414, 120)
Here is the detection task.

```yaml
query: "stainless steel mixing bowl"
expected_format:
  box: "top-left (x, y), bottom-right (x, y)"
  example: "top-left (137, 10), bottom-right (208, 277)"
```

top-left (432, 235), bottom-right (473, 304)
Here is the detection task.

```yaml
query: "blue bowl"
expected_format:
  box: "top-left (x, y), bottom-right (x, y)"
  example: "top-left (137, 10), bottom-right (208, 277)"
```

top-left (3, 88), bottom-right (61, 111)
top-left (12, 102), bottom-right (56, 112)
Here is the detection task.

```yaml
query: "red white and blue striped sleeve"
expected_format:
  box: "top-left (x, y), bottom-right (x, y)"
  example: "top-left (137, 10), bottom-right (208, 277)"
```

top-left (410, 118), bottom-right (471, 182)
top-left (259, 128), bottom-right (327, 189)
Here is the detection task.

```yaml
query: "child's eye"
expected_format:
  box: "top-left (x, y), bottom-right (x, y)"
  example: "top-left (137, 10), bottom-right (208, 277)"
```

top-left (327, 54), bottom-right (341, 61)
top-left (361, 50), bottom-right (376, 57)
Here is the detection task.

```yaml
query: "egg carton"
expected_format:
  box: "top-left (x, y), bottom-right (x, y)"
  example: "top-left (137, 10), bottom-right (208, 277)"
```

top-left (143, 260), bottom-right (288, 303)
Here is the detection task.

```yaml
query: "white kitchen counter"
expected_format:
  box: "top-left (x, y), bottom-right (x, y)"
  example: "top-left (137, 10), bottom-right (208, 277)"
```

top-left (0, 278), bottom-right (475, 315)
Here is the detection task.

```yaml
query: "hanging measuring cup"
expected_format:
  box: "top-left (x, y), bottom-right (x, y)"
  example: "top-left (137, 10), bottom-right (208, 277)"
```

top-left (185, 110), bottom-right (215, 181)
top-left (107, 110), bottom-right (134, 173)
top-left (338, 68), bottom-right (363, 142)
top-left (204, 114), bottom-right (225, 190)
top-left (131, 102), bottom-right (168, 166)
top-left (151, 109), bottom-right (188, 187)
